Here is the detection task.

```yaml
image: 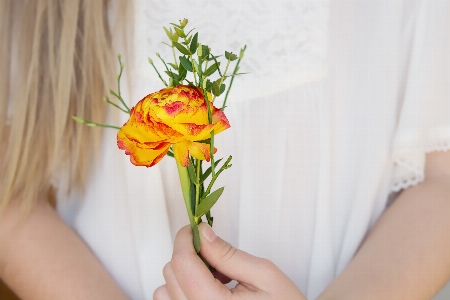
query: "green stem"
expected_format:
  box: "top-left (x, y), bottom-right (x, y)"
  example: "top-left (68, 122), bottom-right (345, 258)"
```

top-left (72, 117), bottom-right (121, 130)
top-left (210, 131), bottom-right (216, 177)
top-left (104, 97), bottom-right (129, 114)
top-left (212, 58), bottom-right (230, 103)
top-left (195, 159), bottom-right (201, 217)
top-left (176, 159), bottom-right (201, 253)
top-left (149, 60), bottom-right (168, 86)
top-left (211, 55), bottom-right (223, 77)
top-left (116, 57), bottom-right (130, 113)
top-left (222, 45), bottom-right (246, 110)
top-left (204, 155), bottom-right (232, 196)
top-left (157, 54), bottom-right (173, 86)
top-left (172, 45), bottom-right (178, 66)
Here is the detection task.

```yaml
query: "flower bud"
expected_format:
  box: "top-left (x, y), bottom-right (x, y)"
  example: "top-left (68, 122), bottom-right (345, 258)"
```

top-left (180, 18), bottom-right (188, 28)
top-left (197, 43), bottom-right (203, 57)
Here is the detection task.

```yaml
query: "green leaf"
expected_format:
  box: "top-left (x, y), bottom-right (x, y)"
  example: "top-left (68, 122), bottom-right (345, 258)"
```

top-left (200, 159), bottom-right (223, 183)
top-left (205, 80), bottom-right (212, 92)
top-left (187, 163), bottom-right (198, 184)
top-left (178, 62), bottom-right (187, 81)
top-left (166, 151), bottom-right (174, 158)
top-left (172, 32), bottom-right (179, 42)
top-left (225, 51), bottom-right (238, 61)
top-left (168, 63), bottom-right (178, 70)
top-left (212, 81), bottom-right (220, 96)
top-left (173, 41), bottom-right (190, 55)
top-left (170, 22), bottom-right (183, 29)
top-left (173, 27), bottom-right (186, 38)
top-left (163, 26), bottom-right (172, 39)
top-left (72, 116), bottom-right (86, 123)
top-left (179, 56), bottom-right (193, 72)
top-left (190, 32), bottom-right (198, 54)
top-left (203, 62), bottom-right (220, 77)
top-left (184, 35), bottom-right (192, 45)
top-left (195, 187), bottom-right (224, 218)
top-left (212, 79), bottom-right (226, 96)
top-left (185, 28), bottom-right (195, 37)
top-left (208, 54), bottom-right (222, 61)
top-left (192, 60), bottom-right (199, 72)
top-left (201, 45), bottom-right (210, 58)
top-left (165, 70), bottom-right (179, 82)
top-left (196, 138), bottom-right (211, 144)
top-left (224, 72), bottom-right (249, 78)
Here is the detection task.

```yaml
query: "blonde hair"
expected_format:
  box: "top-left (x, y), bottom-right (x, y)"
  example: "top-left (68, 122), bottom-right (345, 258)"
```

top-left (0, 0), bottom-right (131, 215)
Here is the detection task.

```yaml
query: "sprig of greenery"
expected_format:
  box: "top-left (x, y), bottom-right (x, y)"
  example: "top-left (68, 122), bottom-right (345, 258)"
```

top-left (72, 116), bottom-right (121, 130)
top-left (113, 55), bottom-right (130, 114)
top-left (73, 55), bottom-right (130, 129)
top-left (152, 18), bottom-right (246, 236)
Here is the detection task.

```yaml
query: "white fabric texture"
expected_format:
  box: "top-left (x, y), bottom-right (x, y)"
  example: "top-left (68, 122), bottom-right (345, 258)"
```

top-left (57, 1), bottom-right (450, 299)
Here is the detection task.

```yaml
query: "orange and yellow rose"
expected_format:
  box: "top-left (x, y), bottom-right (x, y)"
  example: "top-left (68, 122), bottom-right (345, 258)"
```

top-left (117, 85), bottom-right (230, 167)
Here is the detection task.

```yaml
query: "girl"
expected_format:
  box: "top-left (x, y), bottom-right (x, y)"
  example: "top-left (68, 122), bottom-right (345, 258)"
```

top-left (1, 0), bottom-right (449, 299)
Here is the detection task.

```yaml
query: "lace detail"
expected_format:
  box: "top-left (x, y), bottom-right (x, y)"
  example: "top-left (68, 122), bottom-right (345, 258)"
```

top-left (134, 0), bottom-right (329, 102)
top-left (391, 140), bottom-right (450, 192)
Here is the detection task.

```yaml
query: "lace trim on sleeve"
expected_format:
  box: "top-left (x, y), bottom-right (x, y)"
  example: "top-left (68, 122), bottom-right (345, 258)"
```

top-left (391, 139), bottom-right (450, 192)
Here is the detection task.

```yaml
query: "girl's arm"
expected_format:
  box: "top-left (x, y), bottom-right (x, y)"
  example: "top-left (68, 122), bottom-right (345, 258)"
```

top-left (0, 197), bottom-right (129, 300)
top-left (318, 150), bottom-right (450, 300)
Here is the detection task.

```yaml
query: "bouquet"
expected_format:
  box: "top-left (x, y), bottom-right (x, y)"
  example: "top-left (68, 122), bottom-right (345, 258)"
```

top-left (74, 19), bottom-right (246, 256)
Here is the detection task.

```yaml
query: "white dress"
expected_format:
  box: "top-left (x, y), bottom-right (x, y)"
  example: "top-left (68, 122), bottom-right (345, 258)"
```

top-left (57, 1), bottom-right (450, 299)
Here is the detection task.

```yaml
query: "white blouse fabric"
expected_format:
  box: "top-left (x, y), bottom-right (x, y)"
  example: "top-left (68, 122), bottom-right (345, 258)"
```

top-left (57, 1), bottom-right (450, 299)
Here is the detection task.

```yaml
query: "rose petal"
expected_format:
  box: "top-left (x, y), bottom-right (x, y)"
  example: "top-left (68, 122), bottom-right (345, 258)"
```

top-left (188, 142), bottom-right (211, 162)
top-left (118, 136), bottom-right (170, 167)
top-left (173, 141), bottom-right (190, 167)
top-left (170, 123), bottom-right (215, 141)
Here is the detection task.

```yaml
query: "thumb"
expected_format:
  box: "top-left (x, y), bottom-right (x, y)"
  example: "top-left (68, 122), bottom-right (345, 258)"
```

top-left (198, 223), bottom-right (279, 289)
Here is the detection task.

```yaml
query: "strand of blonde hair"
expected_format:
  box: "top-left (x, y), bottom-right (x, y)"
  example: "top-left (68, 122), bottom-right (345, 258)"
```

top-left (0, 0), bottom-right (131, 216)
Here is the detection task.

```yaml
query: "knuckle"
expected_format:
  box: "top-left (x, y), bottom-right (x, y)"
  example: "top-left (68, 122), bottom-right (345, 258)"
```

top-left (152, 285), bottom-right (167, 300)
top-left (170, 252), bottom-right (185, 272)
top-left (162, 262), bottom-right (172, 279)
top-left (259, 258), bottom-right (277, 271)
top-left (219, 241), bottom-right (237, 263)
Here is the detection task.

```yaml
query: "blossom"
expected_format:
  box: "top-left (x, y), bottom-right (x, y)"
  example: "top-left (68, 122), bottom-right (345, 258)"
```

top-left (117, 85), bottom-right (230, 167)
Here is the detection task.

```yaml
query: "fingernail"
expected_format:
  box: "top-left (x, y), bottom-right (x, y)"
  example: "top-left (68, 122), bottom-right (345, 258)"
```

top-left (201, 224), bottom-right (217, 242)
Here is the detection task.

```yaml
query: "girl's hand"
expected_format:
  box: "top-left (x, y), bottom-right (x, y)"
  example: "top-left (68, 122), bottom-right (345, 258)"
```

top-left (154, 223), bottom-right (306, 300)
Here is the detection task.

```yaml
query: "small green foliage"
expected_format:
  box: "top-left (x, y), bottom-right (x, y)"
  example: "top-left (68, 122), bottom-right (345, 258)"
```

top-left (174, 27), bottom-right (186, 38)
top-left (178, 62), bottom-right (187, 81)
top-left (197, 43), bottom-right (203, 57)
top-left (173, 41), bottom-right (190, 55)
top-left (187, 164), bottom-right (198, 184)
top-left (195, 187), bottom-right (224, 218)
top-left (204, 62), bottom-right (220, 77)
top-left (163, 26), bottom-right (172, 40)
top-left (190, 32), bottom-right (198, 54)
top-left (211, 80), bottom-right (225, 96)
top-left (179, 56), bottom-right (193, 72)
top-left (168, 62), bottom-right (178, 70)
top-left (225, 51), bottom-right (238, 61)
top-left (200, 45), bottom-right (210, 58)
